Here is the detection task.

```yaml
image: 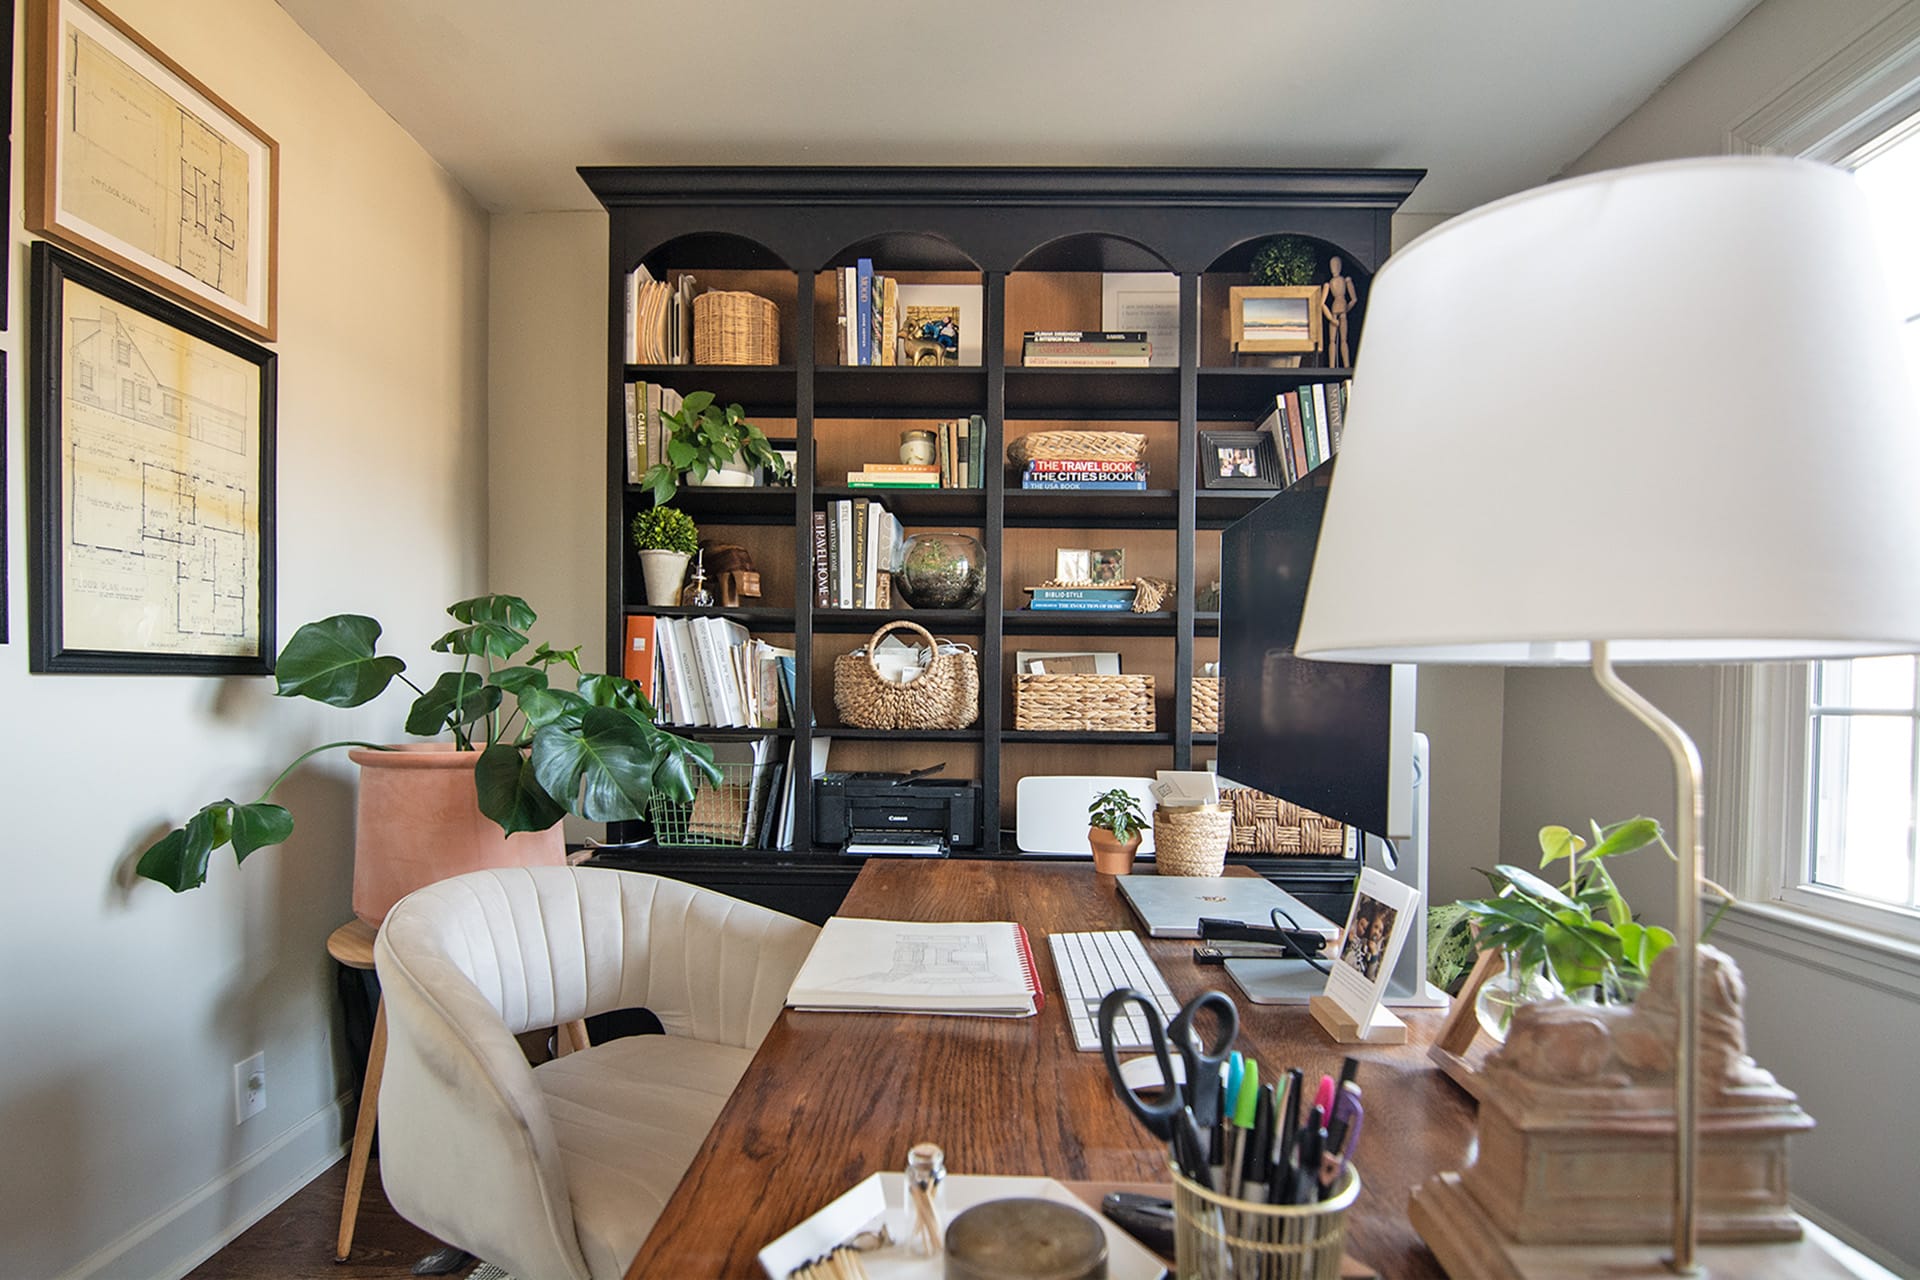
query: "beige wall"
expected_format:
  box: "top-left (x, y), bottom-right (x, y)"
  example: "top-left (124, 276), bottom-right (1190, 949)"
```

top-left (0, 3), bottom-right (489, 1276)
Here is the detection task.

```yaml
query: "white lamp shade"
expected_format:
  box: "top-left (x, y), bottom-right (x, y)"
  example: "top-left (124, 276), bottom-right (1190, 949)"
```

top-left (1296, 157), bottom-right (1920, 665)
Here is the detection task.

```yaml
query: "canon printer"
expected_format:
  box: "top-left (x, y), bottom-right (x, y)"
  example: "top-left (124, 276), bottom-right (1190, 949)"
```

top-left (814, 765), bottom-right (981, 854)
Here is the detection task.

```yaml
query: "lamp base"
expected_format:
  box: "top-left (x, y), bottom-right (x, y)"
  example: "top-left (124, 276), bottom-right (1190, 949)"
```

top-left (1410, 1173), bottom-right (1881, 1280)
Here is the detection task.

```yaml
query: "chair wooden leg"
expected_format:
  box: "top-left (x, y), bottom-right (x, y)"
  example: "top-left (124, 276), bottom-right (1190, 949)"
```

top-left (336, 998), bottom-right (388, 1261)
top-left (556, 1018), bottom-right (591, 1056)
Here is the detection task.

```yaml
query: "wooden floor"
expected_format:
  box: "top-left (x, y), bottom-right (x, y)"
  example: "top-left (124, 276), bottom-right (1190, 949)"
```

top-left (187, 1157), bottom-right (450, 1279)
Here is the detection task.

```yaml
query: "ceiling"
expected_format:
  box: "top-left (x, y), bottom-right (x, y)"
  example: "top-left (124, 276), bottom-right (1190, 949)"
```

top-left (275, 0), bottom-right (1759, 217)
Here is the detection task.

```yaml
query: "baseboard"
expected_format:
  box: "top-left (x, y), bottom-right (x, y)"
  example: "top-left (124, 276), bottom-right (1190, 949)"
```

top-left (1790, 1197), bottom-right (1919, 1279)
top-left (57, 1092), bottom-right (352, 1280)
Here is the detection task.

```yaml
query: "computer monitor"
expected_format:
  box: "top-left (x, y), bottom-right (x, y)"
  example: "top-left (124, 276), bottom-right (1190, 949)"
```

top-left (1217, 459), bottom-right (1415, 841)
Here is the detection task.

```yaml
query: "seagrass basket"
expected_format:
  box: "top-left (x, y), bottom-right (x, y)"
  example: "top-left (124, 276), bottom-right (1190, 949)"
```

top-left (1007, 430), bottom-right (1147, 466)
top-left (1191, 676), bottom-right (1219, 733)
top-left (833, 620), bottom-right (979, 730)
top-left (1154, 803), bottom-right (1233, 876)
top-left (693, 290), bottom-right (779, 365)
top-left (1014, 673), bottom-right (1155, 733)
top-left (1225, 788), bottom-right (1350, 855)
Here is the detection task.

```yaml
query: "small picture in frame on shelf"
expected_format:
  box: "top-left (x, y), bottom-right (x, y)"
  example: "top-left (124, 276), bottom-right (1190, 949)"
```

top-left (1199, 430), bottom-right (1280, 489)
top-left (896, 283), bottom-right (981, 366)
top-left (767, 437), bottom-right (798, 486)
top-left (1229, 285), bottom-right (1323, 358)
top-left (1089, 548), bottom-right (1126, 583)
top-left (1055, 547), bottom-right (1091, 583)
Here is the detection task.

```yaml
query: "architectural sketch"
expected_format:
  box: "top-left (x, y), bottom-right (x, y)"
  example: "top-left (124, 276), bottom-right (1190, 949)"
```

top-left (831, 931), bottom-right (1007, 992)
top-left (59, 279), bottom-right (261, 656)
top-left (60, 28), bottom-right (251, 307)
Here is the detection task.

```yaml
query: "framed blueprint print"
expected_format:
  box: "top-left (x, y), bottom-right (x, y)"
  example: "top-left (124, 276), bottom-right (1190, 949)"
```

top-left (25, 0), bottom-right (278, 339)
top-left (29, 243), bottom-right (276, 674)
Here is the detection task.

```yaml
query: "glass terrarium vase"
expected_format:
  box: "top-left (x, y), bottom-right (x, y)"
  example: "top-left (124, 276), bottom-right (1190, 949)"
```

top-left (894, 532), bottom-right (987, 609)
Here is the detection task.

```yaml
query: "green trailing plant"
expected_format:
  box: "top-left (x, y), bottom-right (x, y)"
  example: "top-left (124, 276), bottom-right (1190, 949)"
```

top-left (641, 391), bottom-right (789, 506)
top-left (1459, 817), bottom-right (1734, 1003)
top-left (1089, 788), bottom-right (1151, 844)
top-left (135, 594), bottom-right (722, 893)
top-left (1250, 236), bottom-right (1318, 287)
top-left (631, 505), bottom-right (700, 555)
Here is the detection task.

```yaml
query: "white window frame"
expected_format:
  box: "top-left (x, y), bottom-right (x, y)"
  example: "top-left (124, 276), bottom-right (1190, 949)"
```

top-left (1712, 4), bottom-right (1920, 959)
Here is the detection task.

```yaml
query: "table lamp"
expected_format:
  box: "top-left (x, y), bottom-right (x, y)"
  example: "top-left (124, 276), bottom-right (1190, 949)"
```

top-left (1293, 157), bottom-right (1920, 1274)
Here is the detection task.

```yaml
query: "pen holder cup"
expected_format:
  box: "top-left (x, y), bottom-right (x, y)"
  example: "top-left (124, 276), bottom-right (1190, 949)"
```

top-left (1170, 1164), bottom-right (1359, 1280)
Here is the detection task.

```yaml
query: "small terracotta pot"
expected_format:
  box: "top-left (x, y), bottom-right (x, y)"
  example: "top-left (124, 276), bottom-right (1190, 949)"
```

top-left (1087, 826), bottom-right (1143, 876)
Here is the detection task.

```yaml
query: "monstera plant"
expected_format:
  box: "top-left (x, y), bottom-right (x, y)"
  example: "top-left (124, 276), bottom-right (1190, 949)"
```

top-left (136, 594), bottom-right (720, 892)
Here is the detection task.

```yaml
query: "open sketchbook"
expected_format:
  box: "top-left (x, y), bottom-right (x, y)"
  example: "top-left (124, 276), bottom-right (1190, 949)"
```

top-left (784, 918), bottom-right (1044, 1017)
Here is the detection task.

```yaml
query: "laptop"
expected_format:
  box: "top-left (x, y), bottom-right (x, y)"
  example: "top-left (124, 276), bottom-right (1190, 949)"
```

top-left (1115, 875), bottom-right (1341, 940)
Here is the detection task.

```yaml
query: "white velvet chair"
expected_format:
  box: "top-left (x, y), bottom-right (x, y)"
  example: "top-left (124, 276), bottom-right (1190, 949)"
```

top-left (372, 865), bottom-right (819, 1280)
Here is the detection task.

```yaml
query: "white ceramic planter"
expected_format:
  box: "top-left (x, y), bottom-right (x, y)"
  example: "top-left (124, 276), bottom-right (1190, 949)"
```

top-left (687, 458), bottom-right (757, 487)
top-left (638, 549), bottom-right (691, 605)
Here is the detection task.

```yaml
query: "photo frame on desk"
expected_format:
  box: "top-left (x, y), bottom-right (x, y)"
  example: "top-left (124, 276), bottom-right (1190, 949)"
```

top-left (25, 0), bottom-right (279, 339)
top-left (28, 243), bottom-right (277, 674)
top-left (1309, 866), bottom-right (1419, 1044)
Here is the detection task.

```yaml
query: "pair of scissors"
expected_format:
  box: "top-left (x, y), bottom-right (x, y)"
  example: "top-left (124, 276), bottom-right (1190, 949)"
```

top-left (1097, 988), bottom-right (1239, 1188)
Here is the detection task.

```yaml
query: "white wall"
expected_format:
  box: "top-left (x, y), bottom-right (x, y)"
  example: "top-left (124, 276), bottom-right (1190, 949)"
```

top-left (1494, 0), bottom-right (1920, 1267)
top-left (0, 3), bottom-right (489, 1276)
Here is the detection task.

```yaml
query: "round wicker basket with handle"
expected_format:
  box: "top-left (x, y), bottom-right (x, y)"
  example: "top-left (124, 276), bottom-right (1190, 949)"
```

top-left (833, 620), bottom-right (980, 730)
top-left (1154, 803), bottom-right (1234, 876)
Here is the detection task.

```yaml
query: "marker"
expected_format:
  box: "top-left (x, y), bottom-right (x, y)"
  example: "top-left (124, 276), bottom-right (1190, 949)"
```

top-left (1274, 1067), bottom-right (1304, 1203)
top-left (1294, 1104), bottom-right (1325, 1205)
top-left (1242, 1084), bottom-right (1276, 1203)
top-left (1227, 1058), bottom-right (1260, 1200)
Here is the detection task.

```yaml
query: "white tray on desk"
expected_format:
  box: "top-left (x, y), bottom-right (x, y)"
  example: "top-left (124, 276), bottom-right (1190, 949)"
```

top-left (758, 1171), bottom-right (1167, 1279)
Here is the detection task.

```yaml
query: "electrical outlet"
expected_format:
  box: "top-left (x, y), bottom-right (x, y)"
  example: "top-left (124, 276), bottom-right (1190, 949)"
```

top-left (233, 1052), bottom-right (266, 1124)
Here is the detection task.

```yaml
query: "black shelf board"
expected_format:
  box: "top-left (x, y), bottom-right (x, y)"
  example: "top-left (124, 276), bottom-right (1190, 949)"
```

top-left (813, 608), bottom-right (984, 634)
top-left (814, 487), bottom-right (987, 521)
top-left (1003, 610), bottom-right (1177, 636)
top-left (1193, 732), bottom-right (1218, 746)
top-left (659, 726), bottom-right (797, 740)
top-left (625, 364), bottom-right (797, 409)
top-left (626, 605), bottom-right (796, 628)
top-left (822, 727), bottom-right (985, 741)
top-left (1197, 366), bottom-right (1352, 418)
top-left (814, 366), bottom-right (988, 416)
top-left (1003, 489), bottom-right (1177, 529)
top-left (1196, 611), bottom-right (1220, 636)
top-left (1005, 367), bottom-right (1178, 416)
top-left (1002, 730), bottom-right (1174, 745)
top-left (1198, 489), bottom-right (1281, 528)
top-left (631, 485), bottom-right (798, 525)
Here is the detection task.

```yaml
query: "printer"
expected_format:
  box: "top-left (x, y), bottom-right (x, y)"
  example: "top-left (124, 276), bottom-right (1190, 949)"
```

top-left (814, 766), bottom-right (981, 854)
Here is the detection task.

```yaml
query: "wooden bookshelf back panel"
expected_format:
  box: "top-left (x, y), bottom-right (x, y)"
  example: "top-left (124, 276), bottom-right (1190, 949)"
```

top-left (999, 417), bottom-right (1177, 483)
top-left (1003, 273), bottom-right (1105, 363)
top-left (675, 269), bottom-right (802, 365)
top-left (824, 740), bottom-right (982, 781)
top-left (1195, 530), bottom-right (1223, 605)
top-left (667, 521), bottom-right (797, 609)
top-left (814, 417), bottom-right (987, 482)
top-left (998, 743), bottom-right (1172, 829)
top-left (809, 625), bottom-right (987, 732)
top-left (1000, 527), bottom-right (1176, 609)
top-left (811, 270), bottom-right (982, 367)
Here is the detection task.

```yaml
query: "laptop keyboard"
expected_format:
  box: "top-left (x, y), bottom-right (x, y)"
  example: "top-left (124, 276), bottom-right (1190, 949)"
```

top-left (1049, 930), bottom-right (1182, 1052)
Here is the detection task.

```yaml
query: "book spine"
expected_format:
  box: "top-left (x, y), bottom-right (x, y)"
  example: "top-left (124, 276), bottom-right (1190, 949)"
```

top-left (1021, 355), bottom-right (1153, 367)
top-left (842, 267), bottom-right (856, 364)
top-left (1023, 330), bottom-right (1147, 343)
top-left (1311, 381), bottom-right (1332, 463)
top-left (1298, 388), bottom-right (1322, 471)
top-left (852, 497), bottom-right (870, 610)
top-left (836, 499), bottom-right (854, 608)
top-left (938, 421), bottom-right (952, 489)
top-left (1023, 467), bottom-right (1148, 484)
top-left (1283, 390), bottom-right (1309, 479)
top-left (1269, 396), bottom-right (1296, 486)
top-left (1019, 479), bottom-right (1150, 490)
top-left (622, 614), bottom-right (656, 698)
top-left (1021, 342), bottom-right (1153, 356)
top-left (847, 480), bottom-right (943, 488)
top-left (825, 506), bottom-right (841, 607)
top-left (624, 383), bottom-right (639, 485)
top-left (863, 499), bottom-right (882, 608)
top-left (1013, 924), bottom-right (1044, 1012)
top-left (690, 618), bottom-right (730, 729)
top-left (1029, 589), bottom-right (1137, 601)
top-left (1025, 459), bottom-right (1148, 474)
top-left (1326, 379), bottom-right (1349, 455)
top-left (812, 511), bottom-right (830, 608)
top-left (1027, 600), bottom-right (1134, 610)
top-left (957, 417), bottom-right (971, 489)
top-left (969, 414), bottom-right (986, 489)
top-left (882, 276), bottom-right (899, 366)
top-left (856, 258), bottom-right (873, 365)
top-left (858, 463), bottom-right (941, 474)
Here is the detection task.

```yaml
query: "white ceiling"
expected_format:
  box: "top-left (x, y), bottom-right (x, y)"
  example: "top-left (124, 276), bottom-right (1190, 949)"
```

top-left (275, 0), bottom-right (1759, 216)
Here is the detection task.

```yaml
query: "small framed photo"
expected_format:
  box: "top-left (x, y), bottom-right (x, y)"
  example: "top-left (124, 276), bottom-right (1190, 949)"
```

top-left (1229, 285), bottom-right (1323, 356)
top-left (1320, 867), bottom-right (1421, 1033)
top-left (1089, 548), bottom-right (1126, 583)
top-left (1055, 547), bottom-right (1091, 583)
top-left (895, 283), bottom-right (982, 366)
top-left (1198, 430), bottom-right (1280, 489)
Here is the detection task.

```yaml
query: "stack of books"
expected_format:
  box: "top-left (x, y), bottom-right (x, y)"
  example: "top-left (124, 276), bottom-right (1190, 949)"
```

top-left (847, 416), bottom-right (985, 488)
top-left (623, 266), bottom-right (695, 365)
top-left (1021, 330), bottom-right (1151, 367)
top-left (622, 382), bottom-right (684, 484)
top-left (813, 497), bottom-right (907, 609)
top-left (1026, 585), bottom-right (1139, 612)
top-left (837, 258), bottom-right (899, 365)
top-left (629, 616), bottom-right (796, 731)
top-left (1020, 458), bottom-right (1148, 491)
top-left (1257, 380), bottom-right (1351, 487)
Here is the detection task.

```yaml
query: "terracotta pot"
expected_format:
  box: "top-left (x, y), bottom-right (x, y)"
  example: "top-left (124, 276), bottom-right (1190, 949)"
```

top-left (637, 549), bottom-right (691, 605)
top-left (348, 744), bottom-right (565, 925)
top-left (1087, 826), bottom-right (1143, 876)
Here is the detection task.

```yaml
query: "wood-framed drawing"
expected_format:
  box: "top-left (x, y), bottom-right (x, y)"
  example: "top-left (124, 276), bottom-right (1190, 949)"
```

top-left (1198, 430), bottom-right (1280, 490)
top-left (24, 0), bottom-right (278, 340)
top-left (1229, 285), bottom-right (1322, 355)
top-left (29, 242), bottom-right (277, 674)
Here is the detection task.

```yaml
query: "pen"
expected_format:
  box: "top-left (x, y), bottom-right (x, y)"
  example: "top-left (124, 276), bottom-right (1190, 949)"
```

top-left (1294, 1104), bottom-right (1325, 1206)
top-left (1274, 1067), bottom-right (1303, 1203)
top-left (1214, 1052), bottom-right (1244, 1187)
top-left (1242, 1083), bottom-right (1275, 1204)
top-left (1319, 1082), bottom-right (1363, 1199)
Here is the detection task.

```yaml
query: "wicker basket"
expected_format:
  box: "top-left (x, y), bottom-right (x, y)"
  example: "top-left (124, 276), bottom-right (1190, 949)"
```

top-left (1154, 803), bottom-right (1233, 876)
top-left (693, 290), bottom-right (779, 365)
top-left (1192, 677), bottom-right (1219, 733)
top-left (833, 620), bottom-right (979, 730)
top-left (1007, 430), bottom-right (1147, 466)
top-left (1225, 788), bottom-right (1350, 856)
top-left (1015, 673), bottom-right (1155, 733)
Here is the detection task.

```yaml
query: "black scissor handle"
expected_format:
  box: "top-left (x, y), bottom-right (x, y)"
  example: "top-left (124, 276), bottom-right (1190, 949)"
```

top-left (1167, 988), bottom-right (1239, 1130)
top-left (1097, 987), bottom-right (1184, 1141)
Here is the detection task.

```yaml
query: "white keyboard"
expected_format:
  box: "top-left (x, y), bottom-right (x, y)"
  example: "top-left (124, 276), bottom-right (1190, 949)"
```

top-left (1049, 930), bottom-right (1182, 1052)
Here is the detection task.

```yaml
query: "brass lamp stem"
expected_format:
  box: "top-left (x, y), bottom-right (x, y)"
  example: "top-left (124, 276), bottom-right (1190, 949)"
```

top-left (1590, 641), bottom-right (1704, 1276)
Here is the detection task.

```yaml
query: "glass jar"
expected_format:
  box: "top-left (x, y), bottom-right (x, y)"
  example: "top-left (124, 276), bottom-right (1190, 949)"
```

top-left (895, 532), bottom-right (987, 609)
top-left (900, 429), bottom-right (937, 467)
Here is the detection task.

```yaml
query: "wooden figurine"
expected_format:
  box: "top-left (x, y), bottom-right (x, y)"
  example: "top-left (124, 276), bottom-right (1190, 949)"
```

top-left (1321, 254), bottom-right (1358, 367)
top-left (701, 541), bottom-right (762, 609)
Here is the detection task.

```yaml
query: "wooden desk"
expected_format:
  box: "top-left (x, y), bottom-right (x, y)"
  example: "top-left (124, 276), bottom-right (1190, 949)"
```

top-left (624, 860), bottom-right (1472, 1278)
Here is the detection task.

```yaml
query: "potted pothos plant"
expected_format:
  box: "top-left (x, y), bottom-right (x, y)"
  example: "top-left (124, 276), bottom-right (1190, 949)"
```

top-left (641, 391), bottom-right (789, 506)
top-left (137, 594), bottom-right (721, 921)
top-left (1088, 788), bottom-right (1151, 876)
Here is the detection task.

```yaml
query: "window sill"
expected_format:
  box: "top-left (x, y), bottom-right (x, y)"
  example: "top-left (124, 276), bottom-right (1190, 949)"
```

top-left (1709, 896), bottom-right (1920, 1003)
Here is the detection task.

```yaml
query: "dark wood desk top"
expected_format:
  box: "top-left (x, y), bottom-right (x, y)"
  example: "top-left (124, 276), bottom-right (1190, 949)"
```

top-left (625, 860), bottom-right (1471, 1279)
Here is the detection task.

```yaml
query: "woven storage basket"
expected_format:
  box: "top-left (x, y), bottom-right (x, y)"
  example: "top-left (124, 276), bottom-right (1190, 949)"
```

top-left (1015, 673), bottom-right (1155, 733)
top-left (1154, 803), bottom-right (1233, 876)
top-left (833, 620), bottom-right (979, 730)
top-left (1225, 788), bottom-right (1350, 855)
top-left (1191, 676), bottom-right (1219, 733)
top-left (693, 290), bottom-right (779, 365)
top-left (1007, 430), bottom-right (1147, 466)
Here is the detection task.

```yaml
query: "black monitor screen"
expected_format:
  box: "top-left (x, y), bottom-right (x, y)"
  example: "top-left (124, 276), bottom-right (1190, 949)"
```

top-left (1218, 459), bottom-right (1395, 838)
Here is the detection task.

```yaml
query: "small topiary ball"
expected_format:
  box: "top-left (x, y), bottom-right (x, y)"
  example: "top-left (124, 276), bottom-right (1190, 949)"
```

top-left (1250, 236), bottom-right (1319, 288)
top-left (630, 505), bottom-right (699, 555)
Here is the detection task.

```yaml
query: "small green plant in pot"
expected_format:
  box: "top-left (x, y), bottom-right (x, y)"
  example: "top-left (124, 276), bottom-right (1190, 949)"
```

top-left (641, 391), bottom-right (789, 506)
top-left (1088, 788), bottom-right (1151, 875)
top-left (632, 505), bottom-right (700, 606)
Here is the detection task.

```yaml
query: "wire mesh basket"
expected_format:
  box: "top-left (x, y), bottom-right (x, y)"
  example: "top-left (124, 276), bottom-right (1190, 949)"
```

top-left (648, 760), bottom-right (782, 847)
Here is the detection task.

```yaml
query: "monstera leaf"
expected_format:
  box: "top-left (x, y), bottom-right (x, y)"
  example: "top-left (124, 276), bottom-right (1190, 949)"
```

top-left (274, 616), bottom-right (406, 707)
top-left (432, 594), bottom-right (535, 661)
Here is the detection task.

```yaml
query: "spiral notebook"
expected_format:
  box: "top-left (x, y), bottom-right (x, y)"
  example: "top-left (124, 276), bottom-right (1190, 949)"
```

top-left (784, 918), bottom-right (1044, 1017)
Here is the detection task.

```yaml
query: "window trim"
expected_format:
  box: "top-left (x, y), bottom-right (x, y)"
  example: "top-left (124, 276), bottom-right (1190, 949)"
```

top-left (1727, 4), bottom-right (1920, 163)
